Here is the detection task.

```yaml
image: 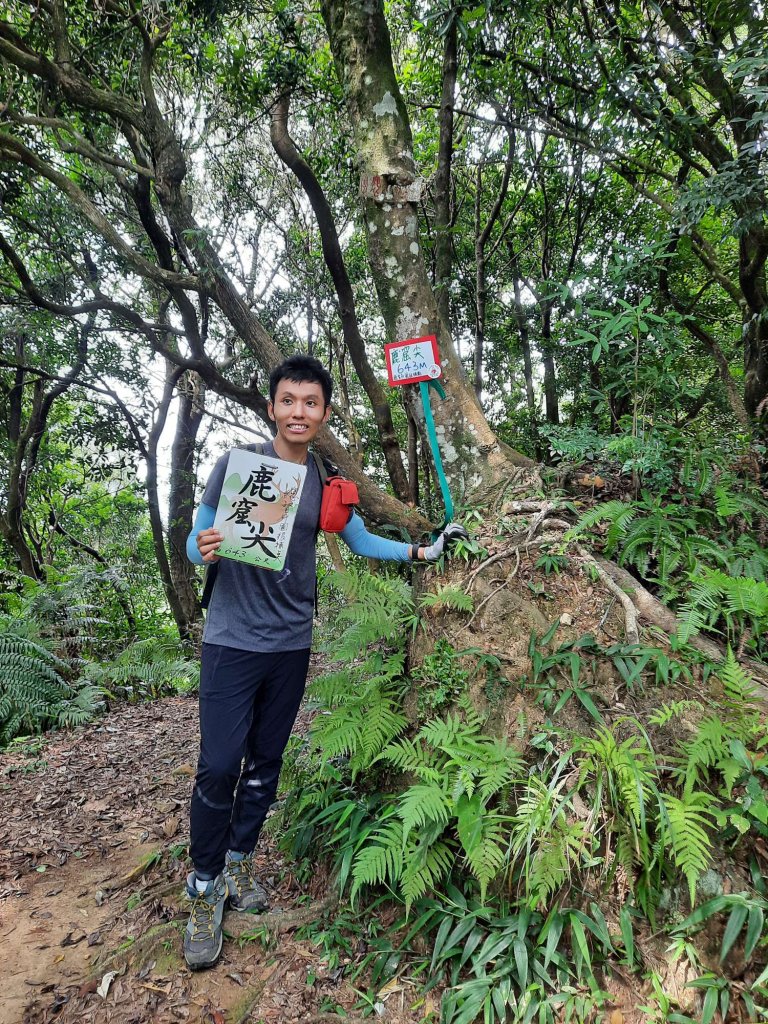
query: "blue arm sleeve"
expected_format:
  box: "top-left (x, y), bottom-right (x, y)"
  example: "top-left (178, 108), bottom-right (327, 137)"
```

top-left (339, 511), bottom-right (412, 562)
top-left (186, 503), bottom-right (216, 565)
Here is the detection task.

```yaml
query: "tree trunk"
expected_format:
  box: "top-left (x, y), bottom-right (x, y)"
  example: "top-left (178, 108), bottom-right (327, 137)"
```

top-left (270, 94), bottom-right (410, 500)
top-left (434, 14), bottom-right (457, 330)
top-left (145, 363), bottom-right (198, 642)
top-left (167, 373), bottom-right (205, 641)
top-left (541, 302), bottom-right (559, 425)
top-left (407, 410), bottom-right (420, 506)
top-left (320, 0), bottom-right (534, 501)
top-left (740, 234), bottom-right (768, 430)
top-left (474, 163), bottom-right (486, 399)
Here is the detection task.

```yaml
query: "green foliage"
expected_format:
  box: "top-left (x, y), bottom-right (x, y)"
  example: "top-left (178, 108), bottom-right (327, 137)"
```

top-left (0, 615), bottom-right (102, 746)
top-left (676, 570), bottom-right (768, 651)
top-left (351, 703), bottom-right (522, 907)
top-left (565, 453), bottom-right (768, 654)
top-left (535, 547), bottom-right (569, 576)
top-left (359, 892), bottom-right (613, 1024)
top-left (510, 774), bottom-right (588, 910)
top-left (81, 638), bottom-right (199, 703)
top-left (659, 791), bottom-right (717, 908)
top-left (321, 568), bottom-right (419, 655)
top-left (309, 663), bottom-right (409, 779)
top-left (418, 584), bottom-right (474, 614)
top-left (282, 566), bottom-right (768, 1023)
top-left (412, 639), bottom-right (471, 716)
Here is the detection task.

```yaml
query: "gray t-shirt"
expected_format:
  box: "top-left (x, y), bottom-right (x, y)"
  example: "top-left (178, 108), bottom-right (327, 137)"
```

top-left (201, 443), bottom-right (322, 653)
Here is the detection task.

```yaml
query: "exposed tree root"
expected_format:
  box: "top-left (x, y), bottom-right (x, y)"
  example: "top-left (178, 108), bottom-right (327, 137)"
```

top-left (305, 1016), bottom-right (370, 1023)
top-left (463, 580), bottom-right (509, 632)
top-left (229, 959), bottom-right (290, 1024)
top-left (596, 558), bottom-right (768, 699)
top-left (134, 878), bottom-right (185, 902)
top-left (91, 891), bottom-right (339, 985)
top-left (93, 920), bottom-right (183, 974)
top-left (226, 890), bottom-right (339, 939)
top-left (106, 852), bottom-right (161, 891)
top-left (466, 539), bottom-right (543, 589)
top-left (575, 545), bottom-right (640, 644)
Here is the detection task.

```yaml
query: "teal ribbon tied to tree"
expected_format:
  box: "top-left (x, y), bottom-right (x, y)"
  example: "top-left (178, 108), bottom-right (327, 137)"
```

top-left (419, 378), bottom-right (455, 531)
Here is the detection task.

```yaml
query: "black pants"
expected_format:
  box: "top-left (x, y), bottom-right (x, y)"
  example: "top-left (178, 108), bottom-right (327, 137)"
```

top-left (190, 643), bottom-right (311, 879)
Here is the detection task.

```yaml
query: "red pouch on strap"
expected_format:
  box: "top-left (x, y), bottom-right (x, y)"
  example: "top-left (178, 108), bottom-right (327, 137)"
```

top-left (319, 477), bottom-right (359, 533)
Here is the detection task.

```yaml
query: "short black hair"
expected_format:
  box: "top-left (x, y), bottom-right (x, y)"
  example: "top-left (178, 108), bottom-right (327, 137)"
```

top-left (268, 354), bottom-right (333, 409)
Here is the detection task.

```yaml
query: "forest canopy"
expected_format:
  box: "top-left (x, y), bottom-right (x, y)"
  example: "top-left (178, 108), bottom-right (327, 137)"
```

top-left (2, 2), bottom-right (768, 1022)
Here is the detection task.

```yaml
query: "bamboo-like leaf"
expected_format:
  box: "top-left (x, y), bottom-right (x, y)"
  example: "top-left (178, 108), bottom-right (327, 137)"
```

top-left (720, 903), bottom-right (748, 962)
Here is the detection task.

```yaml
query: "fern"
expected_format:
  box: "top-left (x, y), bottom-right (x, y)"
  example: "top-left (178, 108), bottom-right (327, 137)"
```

top-left (510, 776), bottom-right (587, 909)
top-left (419, 585), bottom-right (474, 614)
top-left (455, 794), bottom-right (508, 899)
top-left (578, 725), bottom-right (656, 831)
top-left (310, 667), bottom-right (409, 777)
top-left (82, 638), bottom-right (199, 700)
top-left (325, 569), bottom-right (416, 658)
top-left (648, 700), bottom-right (700, 727)
top-left (659, 791), bottom-right (716, 906)
top-left (674, 652), bottom-right (762, 794)
top-left (351, 817), bottom-right (406, 901)
top-left (398, 783), bottom-right (452, 841)
top-left (399, 835), bottom-right (455, 909)
top-left (0, 617), bottom-right (101, 745)
top-left (676, 570), bottom-right (768, 647)
top-left (718, 647), bottom-right (760, 707)
top-left (356, 706), bottom-right (522, 905)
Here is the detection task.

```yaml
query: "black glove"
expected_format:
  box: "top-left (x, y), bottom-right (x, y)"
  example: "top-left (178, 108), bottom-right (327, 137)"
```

top-left (423, 523), bottom-right (470, 563)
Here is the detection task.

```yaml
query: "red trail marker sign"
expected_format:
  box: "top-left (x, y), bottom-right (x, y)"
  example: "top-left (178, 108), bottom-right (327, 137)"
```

top-left (384, 335), bottom-right (442, 387)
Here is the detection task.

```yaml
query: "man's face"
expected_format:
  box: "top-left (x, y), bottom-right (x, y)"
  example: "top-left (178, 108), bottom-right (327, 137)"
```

top-left (268, 378), bottom-right (330, 452)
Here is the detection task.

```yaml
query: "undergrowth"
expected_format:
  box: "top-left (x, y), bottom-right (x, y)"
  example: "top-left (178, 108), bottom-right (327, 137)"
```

top-left (563, 447), bottom-right (768, 659)
top-left (276, 565), bottom-right (768, 1024)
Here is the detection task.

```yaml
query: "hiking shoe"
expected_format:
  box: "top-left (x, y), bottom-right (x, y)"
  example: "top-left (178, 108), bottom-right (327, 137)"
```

top-left (183, 872), bottom-right (227, 970)
top-left (224, 852), bottom-right (269, 913)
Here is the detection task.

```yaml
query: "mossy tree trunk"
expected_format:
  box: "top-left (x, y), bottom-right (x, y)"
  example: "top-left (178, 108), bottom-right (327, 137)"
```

top-left (321, 0), bottom-right (535, 500)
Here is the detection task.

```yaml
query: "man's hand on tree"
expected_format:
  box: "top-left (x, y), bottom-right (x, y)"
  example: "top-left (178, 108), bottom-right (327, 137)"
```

top-left (422, 523), bottom-right (470, 563)
top-left (197, 527), bottom-right (223, 563)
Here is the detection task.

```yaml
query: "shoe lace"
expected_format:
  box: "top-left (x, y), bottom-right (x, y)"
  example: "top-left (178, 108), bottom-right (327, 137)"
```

top-left (227, 858), bottom-right (253, 897)
top-left (190, 894), bottom-right (217, 939)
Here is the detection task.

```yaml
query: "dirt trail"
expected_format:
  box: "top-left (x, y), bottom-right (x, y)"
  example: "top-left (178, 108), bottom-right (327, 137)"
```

top-left (0, 694), bottom-right (423, 1024)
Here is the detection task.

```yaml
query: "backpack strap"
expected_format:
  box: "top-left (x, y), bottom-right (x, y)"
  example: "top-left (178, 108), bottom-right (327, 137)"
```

top-left (311, 449), bottom-right (339, 485)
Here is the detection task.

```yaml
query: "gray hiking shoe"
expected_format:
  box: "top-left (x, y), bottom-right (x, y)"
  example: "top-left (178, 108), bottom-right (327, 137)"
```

top-left (224, 852), bottom-right (269, 913)
top-left (183, 872), bottom-right (227, 970)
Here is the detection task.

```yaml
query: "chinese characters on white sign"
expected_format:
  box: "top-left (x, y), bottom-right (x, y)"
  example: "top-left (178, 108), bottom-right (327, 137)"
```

top-left (385, 335), bottom-right (442, 387)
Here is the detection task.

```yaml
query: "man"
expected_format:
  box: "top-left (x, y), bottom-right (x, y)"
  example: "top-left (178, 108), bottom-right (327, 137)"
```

top-left (184, 354), bottom-right (467, 969)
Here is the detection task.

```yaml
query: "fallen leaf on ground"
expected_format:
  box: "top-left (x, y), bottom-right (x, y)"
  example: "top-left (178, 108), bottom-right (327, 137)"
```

top-left (97, 970), bottom-right (118, 998)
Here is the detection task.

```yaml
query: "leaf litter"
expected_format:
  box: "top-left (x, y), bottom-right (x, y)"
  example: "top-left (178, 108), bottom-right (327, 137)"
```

top-left (1, 688), bottom-right (424, 1024)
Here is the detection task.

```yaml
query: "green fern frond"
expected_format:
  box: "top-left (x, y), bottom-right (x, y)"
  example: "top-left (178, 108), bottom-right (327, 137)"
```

top-left (419, 585), bottom-right (474, 614)
top-left (648, 700), bottom-right (699, 727)
top-left (511, 777), bottom-right (586, 908)
top-left (714, 485), bottom-right (745, 519)
top-left (717, 648), bottom-right (758, 707)
top-left (565, 501), bottom-right (636, 543)
top-left (0, 620), bottom-right (99, 745)
top-left (351, 818), bottom-right (405, 901)
top-left (455, 793), bottom-right (507, 899)
top-left (399, 838), bottom-right (455, 910)
top-left (398, 783), bottom-right (451, 841)
top-left (379, 735), bottom-right (431, 771)
top-left (578, 725), bottom-right (656, 829)
top-left (660, 791), bottom-right (716, 906)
